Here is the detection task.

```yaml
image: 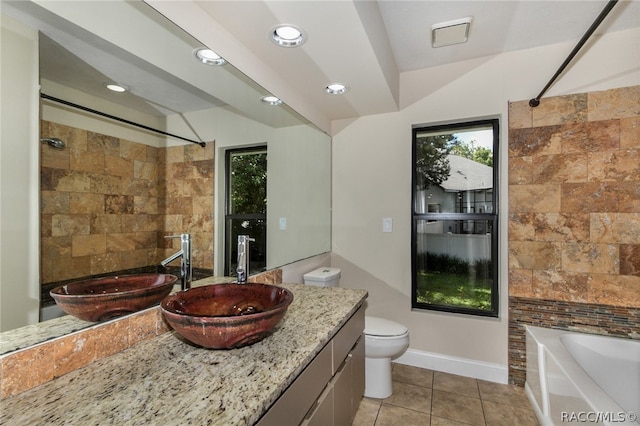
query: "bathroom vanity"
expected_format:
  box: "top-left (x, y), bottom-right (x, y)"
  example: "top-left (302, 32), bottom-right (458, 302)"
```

top-left (0, 280), bottom-right (367, 425)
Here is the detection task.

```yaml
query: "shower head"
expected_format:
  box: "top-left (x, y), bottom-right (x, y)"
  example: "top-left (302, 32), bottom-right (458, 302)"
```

top-left (40, 137), bottom-right (65, 149)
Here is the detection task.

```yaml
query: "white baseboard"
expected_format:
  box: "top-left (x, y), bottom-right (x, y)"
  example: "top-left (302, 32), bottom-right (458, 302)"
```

top-left (394, 348), bottom-right (509, 384)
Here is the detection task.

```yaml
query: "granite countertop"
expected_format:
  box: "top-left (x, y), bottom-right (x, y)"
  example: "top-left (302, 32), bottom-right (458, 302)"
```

top-left (0, 281), bottom-right (367, 425)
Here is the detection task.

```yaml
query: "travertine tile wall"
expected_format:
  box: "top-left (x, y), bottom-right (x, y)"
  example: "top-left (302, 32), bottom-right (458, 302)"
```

top-left (40, 121), bottom-right (214, 289)
top-left (507, 85), bottom-right (640, 384)
top-left (158, 144), bottom-right (214, 270)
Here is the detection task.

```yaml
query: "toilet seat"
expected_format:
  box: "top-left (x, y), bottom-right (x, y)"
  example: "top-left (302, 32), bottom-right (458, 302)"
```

top-left (364, 316), bottom-right (408, 337)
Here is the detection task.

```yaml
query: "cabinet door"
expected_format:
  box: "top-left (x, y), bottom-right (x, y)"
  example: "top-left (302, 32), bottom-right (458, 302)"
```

top-left (351, 336), bottom-right (365, 421)
top-left (302, 384), bottom-right (333, 426)
top-left (333, 355), bottom-right (353, 426)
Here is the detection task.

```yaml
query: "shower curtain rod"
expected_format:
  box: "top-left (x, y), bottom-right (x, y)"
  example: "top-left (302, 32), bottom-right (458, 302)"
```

top-left (529, 0), bottom-right (618, 107)
top-left (40, 93), bottom-right (207, 147)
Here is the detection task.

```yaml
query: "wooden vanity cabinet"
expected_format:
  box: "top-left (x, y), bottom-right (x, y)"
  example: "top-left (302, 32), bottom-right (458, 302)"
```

top-left (257, 305), bottom-right (365, 426)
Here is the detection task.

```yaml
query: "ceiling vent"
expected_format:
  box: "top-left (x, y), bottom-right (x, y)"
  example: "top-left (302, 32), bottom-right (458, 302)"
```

top-left (431, 17), bottom-right (472, 48)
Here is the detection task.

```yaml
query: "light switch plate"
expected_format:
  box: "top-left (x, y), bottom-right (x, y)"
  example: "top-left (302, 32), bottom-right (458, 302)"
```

top-left (279, 217), bottom-right (287, 230)
top-left (382, 217), bottom-right (393, 233)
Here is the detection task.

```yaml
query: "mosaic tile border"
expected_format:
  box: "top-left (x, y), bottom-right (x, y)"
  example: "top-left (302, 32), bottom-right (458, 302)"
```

top-left (508, 296), bottom-right (640, 386)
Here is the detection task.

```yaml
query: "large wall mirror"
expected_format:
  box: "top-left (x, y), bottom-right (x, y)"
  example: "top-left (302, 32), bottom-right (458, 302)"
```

top-left (0, 0), bottom-right (330, 347)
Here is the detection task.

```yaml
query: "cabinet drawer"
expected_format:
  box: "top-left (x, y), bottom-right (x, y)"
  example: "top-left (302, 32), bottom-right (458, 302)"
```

top-left (332, 305), bottom-right (365, 374)
top-left (256, 342), bottom-right (332, 426)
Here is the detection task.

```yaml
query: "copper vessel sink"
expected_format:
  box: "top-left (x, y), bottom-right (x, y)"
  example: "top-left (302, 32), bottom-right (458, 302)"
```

top-left (50, 273), bottom-right (178, 322)
top-left (160, 283), bottom-right (293, 349)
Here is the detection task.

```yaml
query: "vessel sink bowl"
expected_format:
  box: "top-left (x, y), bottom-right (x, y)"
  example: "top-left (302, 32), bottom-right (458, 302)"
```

top-left (50, 273), bottom-right (178, 322)
top-left (160, 283), bottom-right (294, 349)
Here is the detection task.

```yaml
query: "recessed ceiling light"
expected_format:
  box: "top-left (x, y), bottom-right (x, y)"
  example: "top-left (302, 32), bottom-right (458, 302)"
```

top-left (270, 24), bottom-right (305, 47)
top-left (261, 95), bottom-right (282, 106)
top-left (325, 83), bottom-right (348, 95)
top-left (106, 83), bottom-right (127, 93)
top-left (431, 17), bottom-right (472, 48)
top-left (194, 47), bottom-right (226, 66)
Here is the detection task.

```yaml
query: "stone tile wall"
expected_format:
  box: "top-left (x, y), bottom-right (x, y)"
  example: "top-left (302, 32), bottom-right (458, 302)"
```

top-left (507, 85), bottom-right (640, 385)
top-left (40, 121), bottom-right (214, 292)
top-left (158, 144), bottom-right (215, 271)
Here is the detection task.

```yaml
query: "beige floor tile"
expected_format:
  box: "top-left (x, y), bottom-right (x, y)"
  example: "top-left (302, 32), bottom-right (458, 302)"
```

top-left (477, 380), bottom-right (532, 409)
top-left (353, 364), bottom-right (540, 426)
top-left (383, 381), bottom-right (432, 414)
top-left (433, 371), bottom-right (480, 398)
top-left (392, 363), bottom-right (434, 388)
top-left (375, 404), bottom-right (431, 426)
top-left (431, 415), bottom-right (475, 426)
top-left (353, 397), bottom-right (382, 426)
top-left (431, 389), bottom-right (485, 425)
top-left (482, 400), bottom-right (539, 426)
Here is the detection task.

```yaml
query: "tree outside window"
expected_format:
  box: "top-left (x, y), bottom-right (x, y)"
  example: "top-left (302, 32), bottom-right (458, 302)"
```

top-left (225, 147), bottom-right (267, 277)
top-left (412, 119), bottom-right (499, 317)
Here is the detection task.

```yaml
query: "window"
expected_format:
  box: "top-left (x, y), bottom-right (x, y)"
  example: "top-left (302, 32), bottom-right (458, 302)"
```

top-left (411, 119), bottom-right (499, 317)
top-left (224, 146), bottom-right (267, 277)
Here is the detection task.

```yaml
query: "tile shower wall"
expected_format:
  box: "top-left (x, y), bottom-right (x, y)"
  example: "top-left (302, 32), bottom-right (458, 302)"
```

top-left (507, 85), bottom-right (640, 385)
top-left (40, 121), bottom-right (214, 295)
top-left (158, 144), bottom-right (214, 271)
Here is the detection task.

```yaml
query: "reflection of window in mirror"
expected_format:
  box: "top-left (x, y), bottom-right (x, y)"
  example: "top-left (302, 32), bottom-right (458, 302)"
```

top-left (224, 146), bottom-right (267, 277)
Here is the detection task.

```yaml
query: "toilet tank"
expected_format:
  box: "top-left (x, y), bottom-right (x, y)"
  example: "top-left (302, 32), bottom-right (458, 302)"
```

top-left (303, 267), bottom-right (341, 287)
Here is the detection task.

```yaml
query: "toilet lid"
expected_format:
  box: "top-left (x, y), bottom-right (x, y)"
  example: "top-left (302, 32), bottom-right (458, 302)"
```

top-left (364, 316), bottom-right (408, 337)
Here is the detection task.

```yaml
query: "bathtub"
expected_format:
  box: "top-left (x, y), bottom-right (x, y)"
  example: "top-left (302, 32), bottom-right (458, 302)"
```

top-left (525, 326), bottom-right (639, 425)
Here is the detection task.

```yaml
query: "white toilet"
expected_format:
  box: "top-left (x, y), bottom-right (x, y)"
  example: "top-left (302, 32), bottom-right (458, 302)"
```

top-left (364, 316), bottom-right (409, 399)
top-left (302, 268), bottom-right (410, 399)
top-left (302, 267), bottom-right (341, 287)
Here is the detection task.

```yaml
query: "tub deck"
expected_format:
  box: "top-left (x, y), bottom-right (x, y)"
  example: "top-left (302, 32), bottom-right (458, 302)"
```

top-left (525, 326), bottom-right (639, 426)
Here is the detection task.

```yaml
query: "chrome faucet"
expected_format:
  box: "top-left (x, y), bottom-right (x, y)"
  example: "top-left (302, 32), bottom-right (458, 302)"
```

top-left (236, 235), bottom-right (255, 284)
top-left (161, 233), bottom-right (192, 291)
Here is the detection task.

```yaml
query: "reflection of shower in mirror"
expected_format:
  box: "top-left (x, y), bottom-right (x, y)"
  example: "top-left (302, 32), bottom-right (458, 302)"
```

top-left (40, 137), bottom-right (65, 149)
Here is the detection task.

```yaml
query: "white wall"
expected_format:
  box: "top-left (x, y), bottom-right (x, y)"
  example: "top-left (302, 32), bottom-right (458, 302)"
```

top-left (267, 124), bottom-right (331, 269)
top-left (186, 108), bottom-right (331, 275)
top-left (0, 15), bottom-right (40, 331)
top-left (331, 28), bottom-right (640, 382)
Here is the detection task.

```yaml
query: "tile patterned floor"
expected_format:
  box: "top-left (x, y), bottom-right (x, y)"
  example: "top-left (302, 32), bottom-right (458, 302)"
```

top-left (353, 363), bottom-right (539, 426)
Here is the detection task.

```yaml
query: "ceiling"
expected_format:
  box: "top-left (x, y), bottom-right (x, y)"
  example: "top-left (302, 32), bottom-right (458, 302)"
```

top-left (196, 0), bottom-right (639, 122)
top-left (2, 0), bottom-right (310, 129)
top-left (3, 0), bottom-right (639, 129)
